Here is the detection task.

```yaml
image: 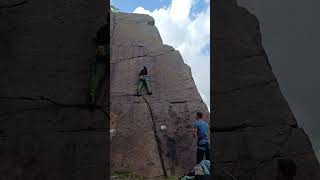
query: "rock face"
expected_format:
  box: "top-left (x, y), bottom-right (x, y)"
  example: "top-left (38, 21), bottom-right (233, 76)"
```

top-left (213, 0), bottom-right (320, 179)
top-left (110, 12), bottom-right (209, 178)
top-left (0, 1), bottom-right (108, 179)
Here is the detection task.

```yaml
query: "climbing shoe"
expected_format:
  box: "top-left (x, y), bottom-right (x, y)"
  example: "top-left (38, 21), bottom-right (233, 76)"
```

top-left (148, 92), bottom-right (152, 95)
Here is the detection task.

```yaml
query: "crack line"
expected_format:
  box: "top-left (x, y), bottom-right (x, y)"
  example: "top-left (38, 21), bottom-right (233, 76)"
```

top-left (213, 78), bottom-right (277, 95)
top-left (0, 96), bottom-right (107, 109)
top-left (0, 1), bottom-right (28, 9)
top-left (141, 94), bottom-right (168, 177)
top-left (224, 52), bottom-right (265, 62)
top-left (110, 50), bottom-right (176, 64)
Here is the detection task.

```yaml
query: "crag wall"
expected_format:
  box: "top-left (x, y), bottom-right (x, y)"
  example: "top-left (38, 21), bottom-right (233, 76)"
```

top-left (212, 0), bottom-right (320, 179)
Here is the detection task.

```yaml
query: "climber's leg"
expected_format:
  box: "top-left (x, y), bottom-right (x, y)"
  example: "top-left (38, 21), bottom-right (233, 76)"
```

top-left (142, 80), bottom-right (149, 95)
top-left (144, 76), bottom-right (152, 95)
top-left (89, 45), bottom-right (107, 104)
top-left (204, 144), bottom-right (211, 161)
top-left (137, 80), bottom-right (144, 95)
top-left (89, 61), bottom-right (106, 104)
top-left (196, 147), bottom-right (205, 164)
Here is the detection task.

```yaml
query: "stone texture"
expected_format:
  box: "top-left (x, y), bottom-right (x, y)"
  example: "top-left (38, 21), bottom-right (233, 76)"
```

top-left (213, 0), bottom-right (320, 179)
top-left (0, 1), bottom-right (108, 179)
top-left (110, 12), bottom-right (209, 178)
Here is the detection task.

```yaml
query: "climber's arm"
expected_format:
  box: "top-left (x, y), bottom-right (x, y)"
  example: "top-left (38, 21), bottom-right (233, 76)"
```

top-left (192, 126), bottom-right (197, 137)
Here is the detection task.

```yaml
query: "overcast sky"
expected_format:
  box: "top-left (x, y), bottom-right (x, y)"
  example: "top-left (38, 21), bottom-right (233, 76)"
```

top-left (237, 0), bottom-right (320, 161)
top-left (111, 0), bottom-right (210, 111)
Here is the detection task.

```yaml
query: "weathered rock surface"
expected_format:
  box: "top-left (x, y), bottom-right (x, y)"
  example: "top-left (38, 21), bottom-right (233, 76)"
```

top-left (110, 12), bottom-right (209, 178)
top-left (213, 0), bottom-right (320, 179)
top-left (0, 1), bottom-right (108, 179)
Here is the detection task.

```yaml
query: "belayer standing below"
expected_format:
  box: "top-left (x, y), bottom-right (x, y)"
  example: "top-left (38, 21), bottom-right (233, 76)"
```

top-left (137, 66), bottom-right (152, 95)
top-left (193, 112), bottom-right (211, 164)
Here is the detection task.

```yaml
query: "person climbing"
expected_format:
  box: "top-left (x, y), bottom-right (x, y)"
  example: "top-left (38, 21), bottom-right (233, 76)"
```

top-left (276, 159), bottom-right (296, 180)
top-left (136, 66), bottom-right (152, 95)
top-left (192, 112), bottom-right (211, 164)
top-left (179, 160), bottom-right (211, 180)
top-left (89, 22), bottom-right (109, 105)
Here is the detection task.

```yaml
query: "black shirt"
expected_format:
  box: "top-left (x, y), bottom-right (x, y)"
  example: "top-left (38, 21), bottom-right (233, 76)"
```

top-left (96, 24), bottom-right (108, 45)
top-left (139, 68), bottom-right (148, 76)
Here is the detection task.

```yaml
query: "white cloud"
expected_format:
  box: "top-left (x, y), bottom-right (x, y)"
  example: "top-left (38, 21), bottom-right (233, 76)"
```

top-left (133, 0), bottom-right (210, 110)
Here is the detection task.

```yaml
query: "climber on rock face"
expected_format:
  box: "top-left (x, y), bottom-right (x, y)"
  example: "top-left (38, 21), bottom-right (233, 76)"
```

top-left (89, 22), bottom-right (109, 105)
top-left (192, 112), bottom-right (211, 164)
top-left (136, 66), bottom-right (152, 96)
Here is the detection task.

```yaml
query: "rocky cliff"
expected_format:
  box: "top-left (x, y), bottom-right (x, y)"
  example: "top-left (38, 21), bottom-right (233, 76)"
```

top-left (110, 12), bottom-right (209, 178)
top-left (213, 0), bottom-right (320, 179)
top-left (0, 1), bottom-right (108, 179)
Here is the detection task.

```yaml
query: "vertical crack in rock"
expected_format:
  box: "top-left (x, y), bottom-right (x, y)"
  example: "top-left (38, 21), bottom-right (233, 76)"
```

top-left (141, 95), bottom-right (168, 177)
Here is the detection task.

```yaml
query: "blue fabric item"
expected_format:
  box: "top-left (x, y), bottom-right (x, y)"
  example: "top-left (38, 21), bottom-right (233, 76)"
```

top-left (180, 176), bottom-right (194, 180)
top-left (199, 160), bottom-right (211, 175)
top-left (193, 120), bottom-right (209, 145)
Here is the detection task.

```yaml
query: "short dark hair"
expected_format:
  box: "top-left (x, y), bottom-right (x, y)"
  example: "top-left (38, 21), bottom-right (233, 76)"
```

top-left (196, 112), bottom-right (203, 118)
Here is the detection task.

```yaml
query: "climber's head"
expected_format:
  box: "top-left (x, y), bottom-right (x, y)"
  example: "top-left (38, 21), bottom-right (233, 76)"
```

top-left (196, 112), bottom-right (203, 120)
top-left (143, 66), bottom-right (147, 70)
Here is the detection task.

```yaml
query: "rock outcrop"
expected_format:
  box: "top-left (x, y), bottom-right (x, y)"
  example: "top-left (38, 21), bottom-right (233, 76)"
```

top-left (110, 12), bottom-right (209, 178)
top-left (213, 0), bottom-right (320, 179)
top-left (0, 1), bottom-right (108, 179)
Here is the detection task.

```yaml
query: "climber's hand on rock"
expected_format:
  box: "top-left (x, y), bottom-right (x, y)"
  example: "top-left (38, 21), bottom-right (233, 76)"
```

top-left (192, 128), bottom-right (197, 137)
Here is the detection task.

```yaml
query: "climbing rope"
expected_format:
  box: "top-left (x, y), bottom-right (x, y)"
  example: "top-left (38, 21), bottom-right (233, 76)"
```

top-left (140, 94), bottom-right (168, 177)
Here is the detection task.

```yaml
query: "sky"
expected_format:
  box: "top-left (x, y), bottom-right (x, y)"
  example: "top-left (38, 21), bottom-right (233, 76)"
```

top-left (236, 0), bottom-right (320, 162)
top-left (111, 0), bottom-right (210, 110)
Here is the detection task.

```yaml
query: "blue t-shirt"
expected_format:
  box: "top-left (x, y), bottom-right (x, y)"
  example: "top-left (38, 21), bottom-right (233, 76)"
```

top-left (193, 120), bottom-right (209, 145)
